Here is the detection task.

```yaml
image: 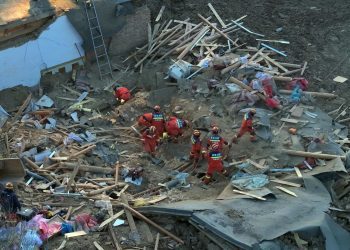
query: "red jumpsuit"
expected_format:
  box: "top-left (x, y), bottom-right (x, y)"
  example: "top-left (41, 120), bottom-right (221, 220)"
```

top-left (207, 134), bottom-right (227, 151)
top-left (138, 113), bottom-right (153, 127)
top-left (142, 131), bottom-right (158, 154)
top-left (114, 87), bottom-right (131, 102)
top-left (202, 151), bottom-right (228, 184)
top-left (190, 135), bottom-right (202, 160)
top-left (237, 112), bottom-right (255, 138)
top-left (151, 112), bottom-right (165, 137)
top-left (165, 117), bottom-right (185, 138)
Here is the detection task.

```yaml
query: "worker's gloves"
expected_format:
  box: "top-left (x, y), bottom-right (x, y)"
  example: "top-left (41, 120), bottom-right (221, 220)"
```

top-left (120, 99), bottom-right (125, 104)
top-left (162, 132), bottom-right (168, 139)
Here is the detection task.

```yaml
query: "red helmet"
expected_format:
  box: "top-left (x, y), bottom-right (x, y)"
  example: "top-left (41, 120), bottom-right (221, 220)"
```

top-left (211, 143), bottom-right (219, 151)
top-left (212, 126), bottom-right (219, 133)
top-left (149, 126), bottom-right (156, 134)
top-left (154, 105), bottom-right (161, 112)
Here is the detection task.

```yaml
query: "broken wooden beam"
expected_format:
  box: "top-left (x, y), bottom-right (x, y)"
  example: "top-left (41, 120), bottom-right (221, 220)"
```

top-left (65, 231), bottom-right (87, 239)
top-left (87, 184), bottom-right (118, 196)
top-left (282, 149), bottom-right (346, 160)
top-left (120, 193), bottom-right (141, 244)
top-left (208, 3), bottom-right (226, 28)
top-left (279, 89), bottom-right (337, 98)
top-left (13, 93), bottom-right (32, 121)
top-left (60, 162), bottom-right (115, 174)
top-left (275, 186), bottom-right (297, 197)
top-left (270, 179), bottom-right (301, 187)
top-left (232, 189), bottom-right (267, 201)
top-left (108, 224), bottom-right (122, 250)
top-left (230, 77), bottom-right (266, 101)
top-left (98, 210), bottom-right (125, 229)
top-left (122, 203), bottom-right (185, 244)
top-left (198, 14), bottom-right (235, 44)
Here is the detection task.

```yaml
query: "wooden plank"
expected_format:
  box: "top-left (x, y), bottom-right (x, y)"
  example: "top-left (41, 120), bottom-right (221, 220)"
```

top-left (56, 239), bottom-right (67, 250)
top-left (64, 206), bottom-right (73, 220)
top-left (116, 184), bottom-right (129, 197)
top-left (177, 26), bottom-right (209, 60)
top-left (275, 186), bottom-right (297, 197)
top-left (93, 241), bottom-right (104, 250)
top-left (65, 163), bottom-right (80, 192)
top-left (155, 6), bottom-right (165, 22)
top-left (65, 231), bottom-right (87, 239)
top-left (14, 93), bottom-right (32, 120)
top-left (294, 167), bottom-right (303, 178)
top-left (301, 61), bottom-right (308, 76)
top-left (139, 222), bottom-right (154, 243)
top-left (197, 14), bottom-right (235, 44)
top-left (246, 159), bottom-right (266, 169)
top-left (259, 52), bottom-right (288, 72)
top-left (232, 189), bottom-right (267, 201)
top-left (208, 3), bottom-right (226, 28)
top-left (115, 161), bottom-right (120, 185)
top-left (282, 149), bottom-right (346, 160)
top-left (120, 193), bottom-right (141, 244)
top-left (148, 23), bottom-right (152, 51)
top-left (98, 210), bottom-right (125, 229)
top-left (280, 118), bottom-right (299, 124)
top-left (154, 233), bottom-right (160, 250)
top-left (269, 155), bottom-right (279, 161)
top-left (108, 224), bottom-right (122, 250)
top-left (270, 179), bottom-right (301, 187)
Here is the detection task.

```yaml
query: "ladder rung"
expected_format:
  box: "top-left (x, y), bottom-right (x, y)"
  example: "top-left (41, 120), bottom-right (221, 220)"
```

top-left (91, 26), bottom-right (100, 30)
top-left (95, 45), bottom-right (104, 49)
top-left (99, 63), bottom-right (110, 67)
top-left (93, 35), bottom-right (102, 40)
top-left (89, 16), bottom-right (97, 21)
top-left (97, 53), bottom-right (106, 58)
top-left (100, 72), bottom-right (112, 76)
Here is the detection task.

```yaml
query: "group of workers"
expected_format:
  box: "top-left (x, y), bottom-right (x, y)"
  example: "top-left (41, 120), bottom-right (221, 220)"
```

top-left (137, 102), bottom-right (258, 185)
top-left (138, 105), bottom-right (189, 157)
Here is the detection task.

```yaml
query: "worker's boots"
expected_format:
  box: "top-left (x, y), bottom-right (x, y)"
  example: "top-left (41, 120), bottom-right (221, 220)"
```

top-left (202, 175), bottom-right (212, 185)
top-left (221, 169), bottom-right (229, 177)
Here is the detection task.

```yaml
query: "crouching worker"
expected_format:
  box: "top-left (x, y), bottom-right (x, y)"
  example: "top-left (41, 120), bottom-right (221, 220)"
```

top-left (141, 126), bottom-right (159, 157)
top-left (202, 143), bottom-right (229, 185)
top-left (0, 182), bottom-right (21, 221)
top-left (232, 108), bottom-right (257, 143)
top-left (190, 130), bottom-right (204, 170)
top-left (113, 85), bottom-right (131, 104)
top-left (165, 117), bottom-right (188, 142)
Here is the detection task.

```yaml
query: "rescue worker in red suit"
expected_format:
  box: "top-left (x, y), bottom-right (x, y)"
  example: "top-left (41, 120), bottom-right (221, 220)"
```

top-left (190, 130), bottom-right (203, 170)
top-left (232, 109), bottom-right (257, 143)
top-left (202, 143), bottom-right (229, 185)
top-left (141, 126), bottom-right (159, 157)
top-left (165, 117), bottom-right (188, 141)
top-left (206, 126), bottom-right (228, 151)
top-left (137, 112), bottom-right (153, 128)
top-left (151, 105), bottom-right (166, 138)
top-left (113, 85), bottom-right (131, 104)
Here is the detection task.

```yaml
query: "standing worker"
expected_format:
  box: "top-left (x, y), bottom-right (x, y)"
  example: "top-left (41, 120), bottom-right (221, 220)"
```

top-left (141, 126), bottom-right (159, 157)
top-left (189, 130), bottom-right (204, 170)
top-left (207, 126), bottom-right (228, 151)
top-left (165, 116), bottom-right (188, 142)
top-left (232, 108), bottom-right (257, 143)
top-left (113, 85), bottom-right (131, 104)
top-left (202, 143), bottom-right (229, 185)
top-left (151, 105), bottom-right (166, 138)
top-left (0, 182), bottom-right (21, 220)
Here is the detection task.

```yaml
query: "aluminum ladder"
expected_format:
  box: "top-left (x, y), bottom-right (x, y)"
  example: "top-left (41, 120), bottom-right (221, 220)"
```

top-left (84, 0), bottom-right (113, 79)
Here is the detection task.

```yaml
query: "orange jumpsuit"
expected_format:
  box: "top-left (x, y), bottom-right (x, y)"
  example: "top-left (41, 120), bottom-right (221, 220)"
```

top-left (202, 151), bottom-right (228, 184)
top-left (237, 112), bottom-right (255, 138)
top-left (138, 113), bottom-right (153, 127)
top-left (165, 117), bottom-right (185, 138)
top-left (190, 135), bottom-right (202, 160)
top-left (142, 131), bottom-right (158, 154)
top-left (114, 87), bottom-right (131, 102)
top-left (207, 134), bottom-right (227, 151)
top-left (151, 112), bottom-right (165, 137)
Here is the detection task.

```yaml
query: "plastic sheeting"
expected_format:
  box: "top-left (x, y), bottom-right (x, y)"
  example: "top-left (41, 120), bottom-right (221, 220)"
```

top-left (138, 176), bottom-right (350, 250)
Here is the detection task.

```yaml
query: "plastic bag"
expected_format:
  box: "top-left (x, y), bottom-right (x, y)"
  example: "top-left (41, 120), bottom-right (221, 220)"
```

top-left (20, 229), bottom-right (43, 250)
top-left (231, 173), bottom-right (269, 190)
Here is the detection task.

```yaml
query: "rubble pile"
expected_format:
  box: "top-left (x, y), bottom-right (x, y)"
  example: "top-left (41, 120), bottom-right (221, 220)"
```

top-left (0, 2), bottom-right (350, 250)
